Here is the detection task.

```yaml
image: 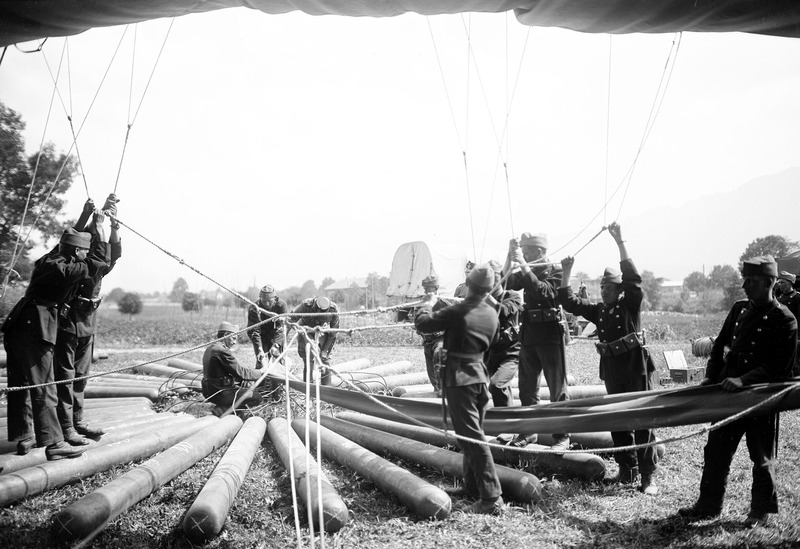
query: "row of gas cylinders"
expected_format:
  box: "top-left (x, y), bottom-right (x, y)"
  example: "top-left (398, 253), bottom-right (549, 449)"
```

top-left (0, 356), bottom-right (659, 543)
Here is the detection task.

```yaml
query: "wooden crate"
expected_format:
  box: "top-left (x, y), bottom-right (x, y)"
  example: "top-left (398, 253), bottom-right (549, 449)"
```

top-left (663, 349), bottom-right (706, 384)
top-left (669, 366), bottom-right (706, 384)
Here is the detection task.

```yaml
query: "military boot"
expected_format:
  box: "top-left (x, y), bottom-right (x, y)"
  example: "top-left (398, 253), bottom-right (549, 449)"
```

top-left (62, 427), bottom-right (89, 446)
top-left (639, 471), bottom-right (658, 495)
top-left (45, 441), bottom-right (87, 461)
top-left (75, 422), bottom-right (105, 438)
top-left (16, 436), bottom-right (35, 455)
top-left (464, 496), bottom-right (504, 515)
top-left (604, 465), bottom-right (639, 485)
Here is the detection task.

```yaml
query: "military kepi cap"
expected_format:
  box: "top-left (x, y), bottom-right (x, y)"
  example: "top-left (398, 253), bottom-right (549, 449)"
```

top-left (314, 296), bottom-right (331, 310)
top-left (601, 266), bottom-right (623, 285)
top-left (778, 270), bottom-right (796, 284)
top-left (60, 227), bottom-right (91, 248)
top-left (467, 264), bottom-right (495, 291)
top-left (422, 274), bottom-right (439, 287)
top-left (741, 256), bottom-right (778, 278)
top-left (260, 284), bottom-right (276, 297)
top-left (520, 232), bottom-right (548, 249)
top-left (217, 321), bottom-right (239, 334)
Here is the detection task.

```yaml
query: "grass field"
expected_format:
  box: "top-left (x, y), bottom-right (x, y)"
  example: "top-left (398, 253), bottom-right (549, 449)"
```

top-left (2, 310), bottom-right (799, 548)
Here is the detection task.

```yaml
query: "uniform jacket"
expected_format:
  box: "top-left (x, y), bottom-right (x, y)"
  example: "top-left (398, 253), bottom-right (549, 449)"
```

top-left (292, 299), bottom-right (340, 353)
top-left (486, 289), bottom-right (522, 365)
top-left (414, 295), bottom-right (499, 387)
top-left (706, 299), bottom-right (797, 384)
top-left (777, 289), bottom-right (800, 322)
top-left (558, 258), bottom-right (654, 383)
top-left (247, 297), bottom-right (289, 353)
top-left (415, 296), bottom-right (449, 343)
top-left (202, 342), bottom-right (261, 396)
top-left (506, 262), bottom-right (563, 346)
top-left (60, 239), bottom-right (121, 338)
top-left (1, 241), bottom-right (109, 344)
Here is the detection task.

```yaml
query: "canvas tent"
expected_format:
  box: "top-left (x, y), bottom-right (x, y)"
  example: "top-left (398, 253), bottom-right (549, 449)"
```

top-left (777, 250), bottom-right (800, 276)
top-left (385, 241), bottom-right (464, 299)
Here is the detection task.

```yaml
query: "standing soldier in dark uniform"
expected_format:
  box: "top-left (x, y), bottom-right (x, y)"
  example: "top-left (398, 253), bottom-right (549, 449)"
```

top-left (679, 256), bottom-right (797, 526)
top-left (55, 194), bottom-right (122, 444)
top-left (292, 296), bottom-right (339, 386)
top-left (415, 264), bottom-right (502, 514)
top-left (776, 271), bottom-right (800, 375)
top-left (202, 321), bottom-right (263, 415)
top-left (247, 284), bottom-right (289, 399)
top-left (453, 261), bottom-right (476, 299)
top-left (484, 260), bottom-right (522, 407)
top-left (503, 232), bottom-right (570, 450)
top-left (415, 275), bottom-right (449, 396)
top-left (559, 222), bottom-right (659, 494)
top-left (2, 214), bottom-right (109, 460)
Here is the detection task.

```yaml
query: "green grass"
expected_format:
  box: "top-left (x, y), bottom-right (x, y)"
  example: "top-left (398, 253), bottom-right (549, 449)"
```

top-left (3, 311), bottom-right (799, 548)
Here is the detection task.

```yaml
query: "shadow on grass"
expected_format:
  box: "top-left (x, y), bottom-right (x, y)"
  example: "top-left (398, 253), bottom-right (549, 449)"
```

top-left (562, 511), bottom-right (793, 549)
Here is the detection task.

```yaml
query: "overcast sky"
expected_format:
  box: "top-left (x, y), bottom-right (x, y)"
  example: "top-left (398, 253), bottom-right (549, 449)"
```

top-left (2, 9), bottom-right (799, 296)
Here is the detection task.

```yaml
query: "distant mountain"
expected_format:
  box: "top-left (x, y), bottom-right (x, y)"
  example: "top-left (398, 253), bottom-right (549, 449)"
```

top-left (563, 167), bottom-right (800, 281)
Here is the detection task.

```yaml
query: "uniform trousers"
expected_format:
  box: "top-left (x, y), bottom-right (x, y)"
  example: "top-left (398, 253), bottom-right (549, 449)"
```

top-left (446, 383), bottom-right (502, 501)
top-left (423, 337), bottom-right (443, 391)
top-left (698, 413), bottom-right (778, 514)
top-left (54, 332), bottom-right (93, 429)
top-left (486, 350), bottom-right (518, 407)
top-left (298, 336), bottom-right (333, 386)
top-left (519, 342), bottom-right (568, 438)
top-left (518, 342), bottom-right (568, 405)
top-left (4, 330), bottom-right (63, 446)
top-left (205, 386), bottom-right (263, 410)
top-left (605, 375), bottom-right (658, 473)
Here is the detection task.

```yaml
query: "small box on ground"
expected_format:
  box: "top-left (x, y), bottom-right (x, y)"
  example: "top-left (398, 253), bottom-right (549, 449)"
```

top-left (663, 350), bottom-right (706, 384)
top-left (669, 366), bottom-right (706, 384)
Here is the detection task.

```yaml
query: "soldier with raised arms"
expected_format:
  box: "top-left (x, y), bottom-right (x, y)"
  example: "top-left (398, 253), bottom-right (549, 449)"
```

top-left (2, 212), bottom-right (110, 460)
top-left (559, 222), bottom-right (659, 494)
top-left (503, 232), bottom-right (570, 450)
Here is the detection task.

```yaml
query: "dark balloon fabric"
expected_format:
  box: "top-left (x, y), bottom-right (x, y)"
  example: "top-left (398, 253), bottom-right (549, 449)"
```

top-left (277, 377), bottom-right (800, 437)
top-left (2, 1), bottom-right (800, 47)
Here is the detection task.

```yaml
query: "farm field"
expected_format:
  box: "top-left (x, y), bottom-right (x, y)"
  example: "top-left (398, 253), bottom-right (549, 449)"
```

top-left (2, 311), bottom-right (799, 548)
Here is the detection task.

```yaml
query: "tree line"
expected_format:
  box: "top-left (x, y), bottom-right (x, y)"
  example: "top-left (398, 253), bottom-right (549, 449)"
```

top-left (104, 274), bottom-right (392, 318)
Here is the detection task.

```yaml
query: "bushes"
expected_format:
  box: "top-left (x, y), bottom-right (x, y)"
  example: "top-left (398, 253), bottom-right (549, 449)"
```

top-left (641, 311), bottom-right (725, 341)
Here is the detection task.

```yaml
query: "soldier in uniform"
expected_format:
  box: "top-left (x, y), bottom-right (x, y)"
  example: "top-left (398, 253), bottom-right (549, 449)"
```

top-left (678, 256), bottom-right (797, 526)
top-left (453, 261), bottom-right (476, 299)
top-left (775, 271), bottom-right (799, 320)
top-left (776, 271), bottom-right (800, 375)
top-left (292, 296), bottom-right (339, 386)
top-left (416, 275), bottom-right (449, 396)
top-left (2, 215), bottom-right (110, 460)
top-left (202, 321), bottom-right (263, 415)
top-left (54, 194), bottom-right (121, 445)
top-left (247, 284), bottom-right (289, 399)
top-left (503, 232), bottom-right (570, 450)
top-left (484, 260), bottom-right (522, 407)
top-left (559, 222), bottom-right (659, 494)
top-left (414, 264), bottom-right (503, 514)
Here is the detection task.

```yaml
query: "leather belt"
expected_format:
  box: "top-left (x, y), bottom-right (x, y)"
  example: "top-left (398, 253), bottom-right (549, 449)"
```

top-left (525, 308), bottom-right (560, 323)
top-left (595, 332), bottom-right (645, 357)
